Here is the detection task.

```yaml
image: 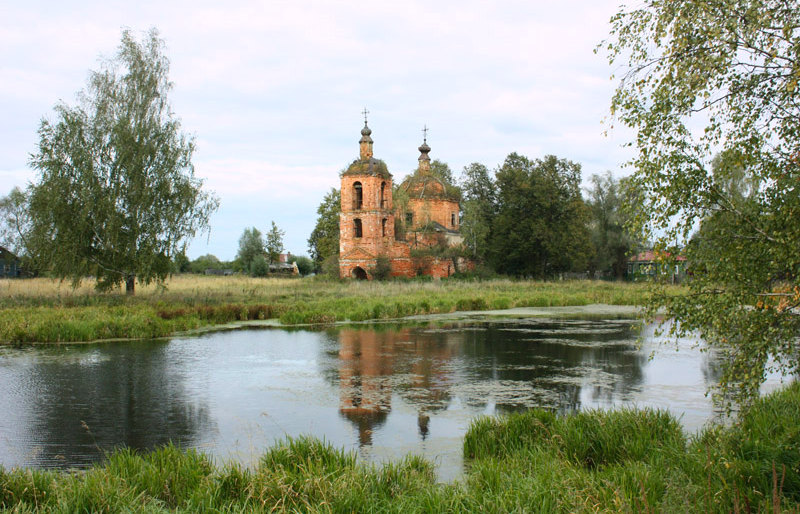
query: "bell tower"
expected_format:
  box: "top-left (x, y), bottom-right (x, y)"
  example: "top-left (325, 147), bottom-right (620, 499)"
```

top-left (339, 111), bottom-right (395, 279)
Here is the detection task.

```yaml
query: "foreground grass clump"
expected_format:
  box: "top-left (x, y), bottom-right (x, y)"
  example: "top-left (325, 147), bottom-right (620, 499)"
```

top-left (463, 382), bottom-right (800, 512)
top-left (0, 276), bottom-right (658, 343)
top-left (0, 438), bottom-right (443, 513)
top-left (3, 383), bottom-right (798, 512)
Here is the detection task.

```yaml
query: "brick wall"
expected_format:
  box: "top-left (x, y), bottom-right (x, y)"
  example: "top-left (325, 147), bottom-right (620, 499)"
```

top-left (407, 197), bottom-right (459, 231)
top-left (339, 174), bottom-right (396, 279)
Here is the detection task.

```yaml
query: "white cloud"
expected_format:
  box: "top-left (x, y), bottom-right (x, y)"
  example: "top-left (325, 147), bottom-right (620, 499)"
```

top-left (1, 0), bottom-right (636, 259)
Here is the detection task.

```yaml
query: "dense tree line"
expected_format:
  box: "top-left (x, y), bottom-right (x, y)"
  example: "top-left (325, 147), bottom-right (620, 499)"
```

top-left (307, 152), bottom-right (640, 279)
top-left (489, 154), bottom-right (593, 277)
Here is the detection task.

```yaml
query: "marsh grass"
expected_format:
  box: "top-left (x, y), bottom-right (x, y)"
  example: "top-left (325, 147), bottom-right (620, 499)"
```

top-left (0, 276), bottom-right (659, 343)
top-left (3, 384), bottom-right (798, 512)
top-left (462, 382), bottom-right (800, 512)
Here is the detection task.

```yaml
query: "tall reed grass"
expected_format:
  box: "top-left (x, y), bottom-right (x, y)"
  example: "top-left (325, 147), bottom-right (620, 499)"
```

top-left (0, 276), bottom-right (659, 344)
top-left (3, 382), bottom-right (797, 512)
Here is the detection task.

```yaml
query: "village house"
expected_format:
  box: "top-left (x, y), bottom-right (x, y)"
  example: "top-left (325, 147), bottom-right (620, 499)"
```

top-left (339, 118), bottom-right (468, 280)
top-left (270, 253), bottom-right (300, 275)
top-left (627, 250), bottom-right (687, 283)
top-left (0, 246), bottom-right (21, 278)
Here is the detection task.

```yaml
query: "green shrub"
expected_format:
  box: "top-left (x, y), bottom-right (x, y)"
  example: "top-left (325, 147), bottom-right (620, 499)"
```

top-left (370, 255), bottom-right (393, 281)
top-left (249, 256), bottom-right (269, 277)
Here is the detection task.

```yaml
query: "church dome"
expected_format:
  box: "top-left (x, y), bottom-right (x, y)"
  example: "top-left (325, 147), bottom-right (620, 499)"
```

top-left (400, 173), bottom-right (458, 201)
top-left (342, 157), bottom-right (391, 179)
top-left (343, 112), bottom-right (391, 178)
top-left (400, 130), bottom-right (459, 201)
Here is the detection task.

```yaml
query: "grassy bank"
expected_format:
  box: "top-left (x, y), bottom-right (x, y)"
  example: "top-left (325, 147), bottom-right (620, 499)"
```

top-left (0, 276), bottom-right (658, 343)
top-left (2, 382), bottom-right (798, 512)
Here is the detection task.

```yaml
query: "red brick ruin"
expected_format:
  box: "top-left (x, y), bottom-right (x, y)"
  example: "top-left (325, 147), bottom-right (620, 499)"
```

top-left (339, 117), bottom-right (470, 279)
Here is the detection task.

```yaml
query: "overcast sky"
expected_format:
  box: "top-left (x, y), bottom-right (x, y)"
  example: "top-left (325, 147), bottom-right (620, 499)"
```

top-left (1, 0), bottom-right (636, 260)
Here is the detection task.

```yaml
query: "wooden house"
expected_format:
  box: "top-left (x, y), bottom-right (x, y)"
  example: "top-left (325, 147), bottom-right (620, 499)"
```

top-left (627, 250), bottom-right (687, 283)
top-left (0, 246), bottom-right (21, 278)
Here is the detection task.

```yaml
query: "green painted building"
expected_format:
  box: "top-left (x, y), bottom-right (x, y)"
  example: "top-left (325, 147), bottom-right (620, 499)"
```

top-left (0, 246), bottom-right (21, 278)
top-left (627, 250), bottom-right (687, 283)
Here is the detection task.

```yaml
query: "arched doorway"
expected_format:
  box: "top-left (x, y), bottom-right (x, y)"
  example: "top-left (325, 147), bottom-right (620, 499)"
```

top-left (352, 266), bottom-right (368, 280)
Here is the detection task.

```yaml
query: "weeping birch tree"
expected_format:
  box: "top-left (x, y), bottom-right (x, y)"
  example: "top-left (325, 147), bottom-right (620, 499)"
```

top-left (27, 28), bottom-right (218, 294)
top-left (604, 0), bottom-right (800, 402)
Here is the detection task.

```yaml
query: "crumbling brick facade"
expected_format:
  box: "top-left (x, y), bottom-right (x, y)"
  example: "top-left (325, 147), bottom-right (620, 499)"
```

top-left (339, 121), bottom-right (468, 280)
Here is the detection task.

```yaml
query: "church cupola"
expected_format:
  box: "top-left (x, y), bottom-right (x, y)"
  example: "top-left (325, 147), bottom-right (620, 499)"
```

top-left (418, 125), bottom-right (431, 174)
top-left (359, 109), bottom-right (374, 160)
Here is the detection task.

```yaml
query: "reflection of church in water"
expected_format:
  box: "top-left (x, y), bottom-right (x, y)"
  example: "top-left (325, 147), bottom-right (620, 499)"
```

top-left (337, 327), bottom-right (455, 446)
top-left (333, 319), bottom-right (654, 448)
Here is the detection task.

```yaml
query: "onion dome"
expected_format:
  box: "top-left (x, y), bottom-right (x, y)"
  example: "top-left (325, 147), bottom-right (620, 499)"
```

top-left (399, 127), bottom-right (459, 201)
top-left (343, 112), bottom-right (391, 179)
top-left (359, 121), bottom-right (374, 160)
top-left (417, 126), bottom-right (431, 174)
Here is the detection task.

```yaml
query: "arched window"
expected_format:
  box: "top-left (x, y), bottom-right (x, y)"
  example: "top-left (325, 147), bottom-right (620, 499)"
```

top-left (451, 212), bottom-right (456, 227)
top-left (353, 182), bottom-right (363, 210)
top-left (380, 182), bottom-right (386, 208)
top-left (354, 218), bottom-right (363, 238)
top-left (382, 218), bottom-right (387, 236)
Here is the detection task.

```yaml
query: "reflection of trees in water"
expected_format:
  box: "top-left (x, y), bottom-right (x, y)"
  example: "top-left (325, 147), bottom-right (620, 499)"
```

top-left (18, 341), bottom-right (214, 469)
top-left (449, 319), bottom-right (647, 413)
top-left (701, 347), bottom-right (725, 386)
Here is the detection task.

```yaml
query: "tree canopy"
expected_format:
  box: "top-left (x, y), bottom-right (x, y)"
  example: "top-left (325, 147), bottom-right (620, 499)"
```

top-left (265, 221), bottom-right (285, 265)
top-left (0, 187), bottom-right (28, 257)
top-left (291, 255), bottom-right (314, 276)
top-left (307, 188), bottom-right (340, 269)
top-left (604, 0), bottom-right (800, 402)
top-left (188, 254), bottom-right (221, 274)
top-left (489, 154), bottom-right (593, 277)
top-left (26, 28), bottom-right (218, 294)
top-left (429, 159), bottom-right (456, 185)
top-left (585, 172), bottom-right (639, 278)
top-left (236, 227), bottom-right (264, 273)
top-left (458, 163), bottom-right (496, 261)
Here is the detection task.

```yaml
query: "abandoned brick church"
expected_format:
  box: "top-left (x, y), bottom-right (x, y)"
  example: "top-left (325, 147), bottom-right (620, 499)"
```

top-left (339, 117), bottom-right (468, 280)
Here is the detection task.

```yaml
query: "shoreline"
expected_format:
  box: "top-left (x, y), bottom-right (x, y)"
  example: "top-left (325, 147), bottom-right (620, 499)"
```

top-left (10, 304), bottom-right (646, 346)
top-left (1, 277), bottom-right (658, 344)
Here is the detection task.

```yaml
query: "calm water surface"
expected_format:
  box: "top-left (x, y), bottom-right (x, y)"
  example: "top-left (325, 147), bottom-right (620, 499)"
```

top-left (0, 318), bottom-right (788, 480)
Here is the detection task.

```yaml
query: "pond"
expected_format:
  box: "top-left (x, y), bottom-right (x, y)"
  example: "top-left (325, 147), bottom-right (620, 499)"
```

top-left (0, 316), bottom-right (788, 481)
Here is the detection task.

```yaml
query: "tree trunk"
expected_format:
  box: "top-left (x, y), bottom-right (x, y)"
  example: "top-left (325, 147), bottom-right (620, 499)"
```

top-left (125, 275), bottom-right (135, 295)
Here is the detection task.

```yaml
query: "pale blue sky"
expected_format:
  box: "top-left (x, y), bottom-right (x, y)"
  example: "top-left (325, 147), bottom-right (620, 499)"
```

top-left (0, 0), bottom-right (634, 260)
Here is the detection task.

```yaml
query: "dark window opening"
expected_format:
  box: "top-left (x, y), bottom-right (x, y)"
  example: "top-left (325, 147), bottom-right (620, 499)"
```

top-left (353, 182), bottom-right (363, 210)
top-left (380, 182), bottom-right (386, 208)
top-left (354, 218), bottom-right (363, 238)
top-left (451, 212), bottom-right (456, 227)
top-left (405, 212), bottom-right (413, 225)
top-left (382, 218), bottom-right (387, 236)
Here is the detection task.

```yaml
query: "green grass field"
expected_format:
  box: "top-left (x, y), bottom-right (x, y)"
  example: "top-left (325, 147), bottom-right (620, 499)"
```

top-left (0, 275), bottom-right (659, 344)
top-left (2, 381), bottom-right (798, 512)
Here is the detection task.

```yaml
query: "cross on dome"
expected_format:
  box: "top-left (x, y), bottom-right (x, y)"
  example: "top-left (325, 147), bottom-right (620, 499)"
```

top-left (418, 124), bottom-right (431, 173)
